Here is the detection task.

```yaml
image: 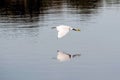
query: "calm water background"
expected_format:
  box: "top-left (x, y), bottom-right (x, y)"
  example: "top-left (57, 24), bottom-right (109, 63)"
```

top-left (0, 0), bottom-right (120, 80)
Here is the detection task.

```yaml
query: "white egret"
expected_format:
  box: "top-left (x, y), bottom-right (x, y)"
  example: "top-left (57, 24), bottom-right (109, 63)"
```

top-left (52, 25), bottom-right (80, 38)
top-left (57, 50), bottom-right (81, 62)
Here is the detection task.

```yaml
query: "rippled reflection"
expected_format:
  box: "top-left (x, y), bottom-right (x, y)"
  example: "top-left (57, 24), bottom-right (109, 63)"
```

top-left (67, 0), bottom-right (102, 12)
top-left (0, 0), bottom-right (119, 27)
top-left (105, 0), bottom-right (120, 4)
top-left (56, 50), bottom-right (81, 62)
top-left (0, 0), bottom-right (119, 38)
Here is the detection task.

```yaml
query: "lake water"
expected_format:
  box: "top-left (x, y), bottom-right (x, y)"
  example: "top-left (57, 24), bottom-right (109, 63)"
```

top-left (0, 0), bottom-right (120, 80)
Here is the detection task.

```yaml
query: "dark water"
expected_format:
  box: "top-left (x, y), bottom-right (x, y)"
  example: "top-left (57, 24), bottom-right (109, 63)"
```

top-left (0, 0), bottom-right (120, 80)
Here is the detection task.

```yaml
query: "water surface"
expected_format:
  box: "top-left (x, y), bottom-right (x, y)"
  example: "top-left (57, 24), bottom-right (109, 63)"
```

top-left (0, 0), bottom-right (120, 80)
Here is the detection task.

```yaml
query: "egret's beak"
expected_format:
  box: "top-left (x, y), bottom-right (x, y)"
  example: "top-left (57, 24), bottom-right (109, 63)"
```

top-left (73, 28), bottom-right (80, 31)
top-left (76, 29), bottom-right (80, 31)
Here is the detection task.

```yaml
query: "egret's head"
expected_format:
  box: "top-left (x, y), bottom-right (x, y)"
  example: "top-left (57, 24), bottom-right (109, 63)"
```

top-left (72, 28), bottom-right (80, 31)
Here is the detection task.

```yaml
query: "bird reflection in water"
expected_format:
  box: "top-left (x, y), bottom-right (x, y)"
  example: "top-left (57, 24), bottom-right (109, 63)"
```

top-left (56, 50), bottom-right (81, 62)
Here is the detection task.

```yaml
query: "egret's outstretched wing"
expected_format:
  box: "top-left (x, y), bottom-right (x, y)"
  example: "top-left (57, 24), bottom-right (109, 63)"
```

top-left (57, 28), bottom-right (70, 38)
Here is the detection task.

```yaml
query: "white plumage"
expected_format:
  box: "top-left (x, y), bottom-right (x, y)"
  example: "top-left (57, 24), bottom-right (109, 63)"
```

top-left (52, 25), bottom-right (80, 38)
top-left (57, 25), bottom-right (72, 38)
top-left (57, 50), bottom-right (71, 62)
top-left (57, 50), bottom-right (81, 62)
